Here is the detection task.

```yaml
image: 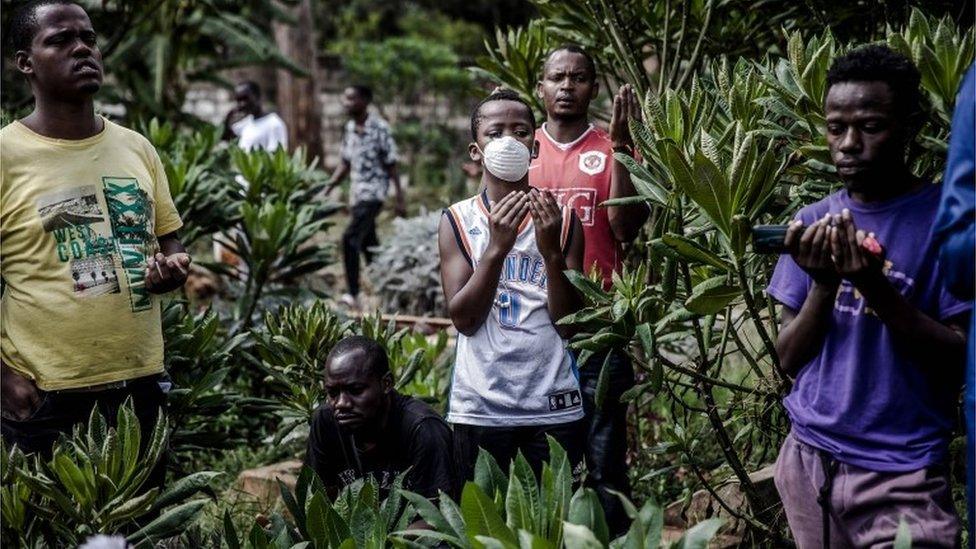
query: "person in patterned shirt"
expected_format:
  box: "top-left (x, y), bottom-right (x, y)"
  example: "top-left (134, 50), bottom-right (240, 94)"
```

top-left (326, 85), bottom-right (405, 308)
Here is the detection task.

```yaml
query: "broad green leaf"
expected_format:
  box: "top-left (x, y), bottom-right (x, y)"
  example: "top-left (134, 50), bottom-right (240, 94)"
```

top-left (635, 323), bottom-right (654, 358)
top-left (638, 499), bottom-right (664, 548)
top-left (564, 270), bottom-right (608, 304)
top-left (150, 471), bottom-right (220, 512)
top-left (474, 536), bottom-right (514, 549)
top-left (505, 473), bottom-right (534, 533)
top-left (562, 522), bottom-right (604, 549)
top-left (660, 234), bottom-right (730, 271)
top-left (594, 352), bottom-right (613, 412)
top-left (126, 499), bottom-right (208, 545)
top-left (567, 488), bottom-right (609, 546)
top-left (510, 454), bottom-right (539, 530)
top-left (398, 490), bottom-right (455, 541)
top-left (104, 487), bottom-right (158, 524)
top-left (440, 492), bottom-right (469, 540)
top-left (460, 482), bottom-right (517, 547)
top-left (517, 529), bottom-right (557, 549)
top-left (670, 518), bottom-right (726, 549)
top-left (684, 276), bottom-right (739, 315)
top-left (224, 510), bottom-right (241, 549)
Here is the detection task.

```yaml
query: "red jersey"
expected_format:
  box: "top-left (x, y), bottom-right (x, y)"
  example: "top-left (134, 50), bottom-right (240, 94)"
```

top-left (529, 124), bottom-right (621, 286)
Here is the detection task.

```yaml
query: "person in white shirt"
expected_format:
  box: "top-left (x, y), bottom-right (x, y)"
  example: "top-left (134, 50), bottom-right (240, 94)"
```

top-left (222, 80), bottom-right (288, 152)
top-left (215, 80), bottom-right (289, 269)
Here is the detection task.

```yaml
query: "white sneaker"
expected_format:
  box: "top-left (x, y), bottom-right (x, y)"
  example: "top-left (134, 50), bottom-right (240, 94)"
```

top-left (339, 293), bottom-right (358, 309)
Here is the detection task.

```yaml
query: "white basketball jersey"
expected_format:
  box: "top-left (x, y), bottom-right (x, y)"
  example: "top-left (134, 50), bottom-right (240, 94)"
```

top-left (443, 190), bottom-right (584, 427)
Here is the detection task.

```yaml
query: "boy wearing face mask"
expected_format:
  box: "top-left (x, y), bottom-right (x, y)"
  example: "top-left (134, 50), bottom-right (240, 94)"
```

top-left (438, 90), bottom-right (587, 481)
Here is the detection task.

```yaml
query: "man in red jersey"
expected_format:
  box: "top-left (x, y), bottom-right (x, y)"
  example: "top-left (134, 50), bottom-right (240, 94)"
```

top-left (530, 44), bottom-right (649, 535)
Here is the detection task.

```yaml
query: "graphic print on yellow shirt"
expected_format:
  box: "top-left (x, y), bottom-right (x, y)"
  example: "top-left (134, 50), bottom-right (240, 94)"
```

top-left (35, 176), bottom-right (158, 309)
top-left (1, 117), bottom-right (183, 390)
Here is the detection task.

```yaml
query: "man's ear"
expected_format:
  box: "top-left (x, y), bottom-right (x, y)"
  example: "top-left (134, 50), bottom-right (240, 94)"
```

top-left (591, 80), bottom-right (599, 101)
top-left (381, 372), bottom-right (394, 393)
top-left (531, 139), bottom-right (539, 159)
top-left (14, 51), bottom-right (33, 76)
top-left (469, 142), bottom-right (483, 162)
top-left (535, 80), bottom-right (544, 100)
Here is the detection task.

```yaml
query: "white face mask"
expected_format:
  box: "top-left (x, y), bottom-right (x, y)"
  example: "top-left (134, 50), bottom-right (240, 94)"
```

top-left (479, 136), bottom-right (531, 182)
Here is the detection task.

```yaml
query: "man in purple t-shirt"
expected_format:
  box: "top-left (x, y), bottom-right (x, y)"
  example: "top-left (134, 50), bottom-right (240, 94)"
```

top-left (767, 45), bottom-right (971, 547)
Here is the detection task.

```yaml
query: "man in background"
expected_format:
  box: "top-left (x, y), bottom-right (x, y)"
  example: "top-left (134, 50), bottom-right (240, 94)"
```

top-left (222, 80), bottom-right (288, 152)
top-left (326, 85), bottom-right (405, 309)
top-left (531, 44), bottom-right (649, 534)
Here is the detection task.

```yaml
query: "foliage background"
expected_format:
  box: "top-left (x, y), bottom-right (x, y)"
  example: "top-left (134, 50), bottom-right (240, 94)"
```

top-left (1, 0), bottom-right (973, 546)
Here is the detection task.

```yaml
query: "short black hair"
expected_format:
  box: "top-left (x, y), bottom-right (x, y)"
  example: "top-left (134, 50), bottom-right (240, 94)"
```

top-left (470, 89), bottom-right (536, 140)
top-left (826, 44), bottom-right (923, 120)
top-left (8, 0), bottom-right (78, 52)
top-left (326, 335), bottom-right (390, 379)
top-left (348, 84), bottom-right (373, 103)
top-left (237, 80), bottom-right (261, 100)
top-left (543, 44), bottom-right (597, 82)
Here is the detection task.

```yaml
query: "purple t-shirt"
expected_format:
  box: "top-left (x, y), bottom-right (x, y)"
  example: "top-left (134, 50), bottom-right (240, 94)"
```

top-left (767, 183), bottom-right (971, 471)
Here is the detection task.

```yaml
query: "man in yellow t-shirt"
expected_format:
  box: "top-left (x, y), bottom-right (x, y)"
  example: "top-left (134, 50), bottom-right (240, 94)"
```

top-left (0, 1), bottom-right (191, 457)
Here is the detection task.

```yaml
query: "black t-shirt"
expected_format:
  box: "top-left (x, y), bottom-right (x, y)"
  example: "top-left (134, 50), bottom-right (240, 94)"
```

top-left (306, 392), bottom-right (456, 499)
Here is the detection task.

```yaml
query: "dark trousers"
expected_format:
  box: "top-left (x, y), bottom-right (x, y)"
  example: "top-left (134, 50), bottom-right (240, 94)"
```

top-left (579, 349), bottom-right (635, 537)
top-left (453, 419), bottom-right (585, 486)
top-left (342, 200), bottom-right (383, 297)
top-left (1, 375), bottom-right (168, 487)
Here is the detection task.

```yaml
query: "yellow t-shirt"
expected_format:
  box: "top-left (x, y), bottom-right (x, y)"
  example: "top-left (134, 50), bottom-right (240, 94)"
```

top-left (0, 117), bottom-right (183, 390)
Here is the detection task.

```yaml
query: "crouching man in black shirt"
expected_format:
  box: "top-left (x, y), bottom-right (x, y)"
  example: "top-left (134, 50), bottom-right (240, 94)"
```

top-left (306, 335), bottom-right (457, 501)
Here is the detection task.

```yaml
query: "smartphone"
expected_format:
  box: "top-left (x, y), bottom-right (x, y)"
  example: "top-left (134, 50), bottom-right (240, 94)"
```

top-left (752, 224), bottom-right (789, 254)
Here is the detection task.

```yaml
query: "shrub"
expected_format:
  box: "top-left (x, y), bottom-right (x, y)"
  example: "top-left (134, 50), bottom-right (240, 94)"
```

top-left (0, 400), bottom-right (217, 547)
top-left (367, 212), bottom-right (446, 317)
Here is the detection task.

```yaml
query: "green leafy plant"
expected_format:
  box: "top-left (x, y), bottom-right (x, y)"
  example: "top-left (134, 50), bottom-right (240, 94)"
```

top-left (471, 20), bottom-right (552, 115)
top-left (98, 1), bottom-right (304, 123)
top-left (393, 439), bottom-right (726, 548)
top-left (0, 401), bottom-right (217, 547)
top-left (478, 3), bottom-right (972, 544)
top-left (251, 300), bottom-right (352, 443)
top-left (162, 301), bottom-right (249, 461)
top-left (144, 118), bottom-right (242, 247)
top-left (357, 312), bottom-right (453, 409)
top-left (222, 466), bottom-right (415, 549)
top-left (201, 147), bottom-right (338, 328)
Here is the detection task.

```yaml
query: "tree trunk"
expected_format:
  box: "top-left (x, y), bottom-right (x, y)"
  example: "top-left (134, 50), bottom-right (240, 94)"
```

top-left (273, 0), bottom-right (323, 158)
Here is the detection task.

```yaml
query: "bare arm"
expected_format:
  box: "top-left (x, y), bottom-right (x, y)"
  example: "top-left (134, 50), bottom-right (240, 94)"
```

top-left (387, 163), bottom-right (406, 217)
top-left (775, 287), bottom-right (836, 378)
top-left (222, 108), bottom-right (242, 141)
top-left (439, 192), bottom-right (529, 336)
top-left (606, 84), bottom-right (649, 243)
top-left (326, 160), bottom-right (351, 194)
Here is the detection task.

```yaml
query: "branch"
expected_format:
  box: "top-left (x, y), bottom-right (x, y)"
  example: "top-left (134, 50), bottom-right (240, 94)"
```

top-left (658, 0), bottom-right (671, 95)
top-left (665, 0), bottom-right (689, 89)
top-left (734, 258), bottom-right (788, 389)
top-left (675, 0), bottom-right (714, 90)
